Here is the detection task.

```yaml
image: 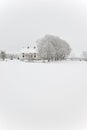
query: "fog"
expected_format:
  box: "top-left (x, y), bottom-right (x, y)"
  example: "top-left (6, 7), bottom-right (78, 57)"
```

top-left (0, 0), bottom-right (87, 53)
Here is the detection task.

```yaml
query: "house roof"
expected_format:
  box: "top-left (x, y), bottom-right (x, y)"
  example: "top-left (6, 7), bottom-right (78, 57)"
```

top-left (19, 46), bottom-right (37, 53)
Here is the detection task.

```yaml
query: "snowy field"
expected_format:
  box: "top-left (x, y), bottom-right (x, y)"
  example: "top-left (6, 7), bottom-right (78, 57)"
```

top-left (0, 61), bottom-right (87, 130)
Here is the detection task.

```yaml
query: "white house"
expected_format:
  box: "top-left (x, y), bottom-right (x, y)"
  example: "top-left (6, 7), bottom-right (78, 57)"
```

top-left (18, 46), bottom-right (38, 61)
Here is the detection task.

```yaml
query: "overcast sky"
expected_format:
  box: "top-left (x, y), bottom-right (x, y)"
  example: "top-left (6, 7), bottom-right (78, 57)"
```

top-left (0, 0), bottom-right (87, 53)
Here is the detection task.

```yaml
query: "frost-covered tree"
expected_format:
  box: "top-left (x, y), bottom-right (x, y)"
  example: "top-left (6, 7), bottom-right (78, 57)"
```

top-left (37, 34), bottom-right (71, 61)
top-left (82, 51), bottom-right (87, 60)
top-left (0, 51), bottom-right (6, 60)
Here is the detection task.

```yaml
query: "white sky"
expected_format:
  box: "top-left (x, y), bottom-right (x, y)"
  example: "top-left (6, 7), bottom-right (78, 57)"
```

top-left (0, 0), bottom-right (87, 53)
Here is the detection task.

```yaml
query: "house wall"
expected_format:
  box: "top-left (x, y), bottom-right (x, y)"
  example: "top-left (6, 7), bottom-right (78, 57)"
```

top-left (18, 53), bottom-right (39, 61)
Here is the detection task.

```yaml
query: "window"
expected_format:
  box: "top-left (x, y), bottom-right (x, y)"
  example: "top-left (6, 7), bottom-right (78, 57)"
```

top-left (22, 53), bottom-right (24, 58)
top-left (27, 46), bottom-right (29, 49)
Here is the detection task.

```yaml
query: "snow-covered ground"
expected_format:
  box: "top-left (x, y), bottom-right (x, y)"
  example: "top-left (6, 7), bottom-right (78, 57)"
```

top-left (0, 61), bottom-right (87, 130)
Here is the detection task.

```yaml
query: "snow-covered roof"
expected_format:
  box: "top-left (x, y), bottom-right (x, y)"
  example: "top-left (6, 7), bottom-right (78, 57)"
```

top-left (19, 46), bottom-right (37, 53)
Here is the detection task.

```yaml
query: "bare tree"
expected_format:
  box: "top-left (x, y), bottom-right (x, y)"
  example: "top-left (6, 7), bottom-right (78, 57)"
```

top-left (37, 34), bottom-right (71, 61)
